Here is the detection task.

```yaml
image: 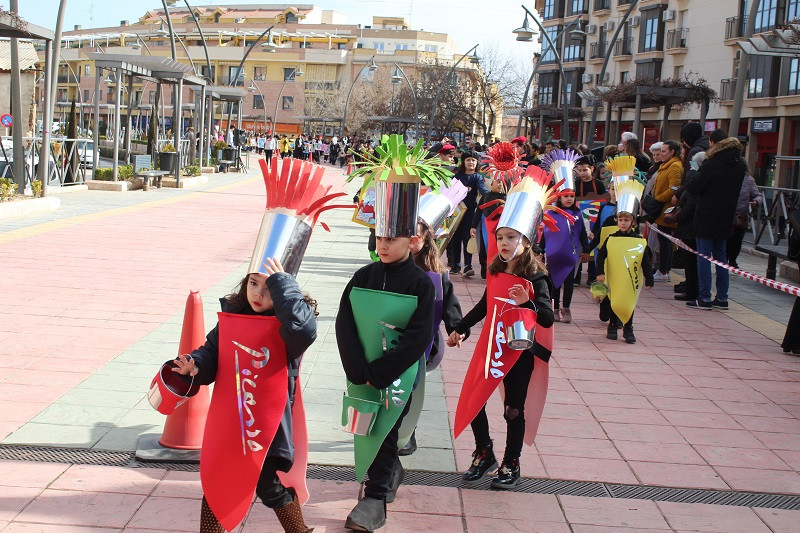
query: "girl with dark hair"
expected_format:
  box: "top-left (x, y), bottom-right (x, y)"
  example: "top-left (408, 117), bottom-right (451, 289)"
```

top-left (624, 138), bottom-right (652, 175)
top-left (447, 150), bottom-right (490, 277)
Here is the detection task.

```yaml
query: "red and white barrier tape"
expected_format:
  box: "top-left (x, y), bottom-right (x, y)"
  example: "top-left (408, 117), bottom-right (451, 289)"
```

top-left (647, 223), bottom-right (800, 297)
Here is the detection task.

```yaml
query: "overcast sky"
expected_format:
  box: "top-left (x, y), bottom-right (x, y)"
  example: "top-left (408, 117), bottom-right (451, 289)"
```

top-left (16, 0), bottom-right (540, 64)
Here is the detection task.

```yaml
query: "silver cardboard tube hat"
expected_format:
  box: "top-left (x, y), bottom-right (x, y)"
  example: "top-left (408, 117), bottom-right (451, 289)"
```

top-left (248, 210), bottom-right (313, 276)
top-left (553, 165), bottom-right (576, 191)
top-left (612, 174), bottom-right (633, 191)
top-left (616, 193), bottom-right (640, 216)
top-left (498, 190), bottom-right (544, 242)
top-left (417, 192), bottom-right (453, 230)
top-left (374, 180), bottom-right (421, 237)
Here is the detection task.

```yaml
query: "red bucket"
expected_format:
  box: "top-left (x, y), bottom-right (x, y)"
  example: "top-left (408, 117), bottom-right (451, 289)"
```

top-left (148, 361), bottom-right (200, 415)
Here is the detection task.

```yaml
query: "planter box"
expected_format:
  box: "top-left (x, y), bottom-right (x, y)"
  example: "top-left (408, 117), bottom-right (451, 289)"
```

top-left (158, 152), bottom-right (178, 173)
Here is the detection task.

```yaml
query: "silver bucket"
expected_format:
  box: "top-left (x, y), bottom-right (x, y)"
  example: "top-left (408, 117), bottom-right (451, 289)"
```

top-left (248, 211), bottom-right (313, 276)
top-left (616, 192), bottom-right (640, 216)
top-left (374, 179), bottom-right (420, 238)
top-left (418, 191), bottom-right (453, 231)
top-left (506, 320), bottom-right (535, 350)
top-left (342, 393), bottom-right (382, 436)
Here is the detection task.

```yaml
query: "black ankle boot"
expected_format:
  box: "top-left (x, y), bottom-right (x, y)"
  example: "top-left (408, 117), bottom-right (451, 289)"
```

top-left (398, 431), bottom-right (416, 456)
top-left (462, 446), bottom-right (497, 484)
top-left (623, 326), bottom-right (636, 344)
top-left (606, 323), bottom-right (618, 340)
top-left (491, 458), bottom-right (521, 490)
top-left (345, 497), bottom-right (386, 532)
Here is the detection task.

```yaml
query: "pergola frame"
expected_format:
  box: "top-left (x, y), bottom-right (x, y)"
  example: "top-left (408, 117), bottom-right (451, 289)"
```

top-left (190, 84), bottom-right (247, 167)
top-left (89, 53), bottom-right (206, 186)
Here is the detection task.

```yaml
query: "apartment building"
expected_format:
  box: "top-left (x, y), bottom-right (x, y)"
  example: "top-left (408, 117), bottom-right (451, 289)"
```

top-left (533, 0), bottom-right (800, 187)
top-left (42, 7), bottom-right (501, 143)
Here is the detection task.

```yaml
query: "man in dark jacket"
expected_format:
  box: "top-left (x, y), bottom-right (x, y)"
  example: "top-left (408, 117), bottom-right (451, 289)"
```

top-left (680, 122), bottom-right (710, 173)
top-left (684, 136), bottom-right (746, 310)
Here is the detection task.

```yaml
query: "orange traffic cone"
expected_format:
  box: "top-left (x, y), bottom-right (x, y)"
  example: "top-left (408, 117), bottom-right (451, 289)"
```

top-left (159, 290), bottom-right (211, 449)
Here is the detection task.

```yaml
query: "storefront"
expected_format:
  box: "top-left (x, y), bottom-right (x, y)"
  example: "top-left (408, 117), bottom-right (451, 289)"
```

top-left (752, 118), bottom-right (779, 187)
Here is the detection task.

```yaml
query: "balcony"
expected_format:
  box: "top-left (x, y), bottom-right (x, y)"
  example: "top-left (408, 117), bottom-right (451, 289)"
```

top-left (666, 28), bottom-right (688, 50)
top-left (614, 37), bottom-right (633, 57)
top-left (726, 16), bottom-right (746, 40)
top-left (594, 0), bottom-right (610, 11)
top-left (57, 74), bottom-right (80, 84)
top-left (720, 78), bottom-right (736, 101)
top-left (589, 41), bottom-right (608, 60)
top-left (563, 44), bottom-right (586, 63)
top-left (219, 75), bottom-right (245, 86)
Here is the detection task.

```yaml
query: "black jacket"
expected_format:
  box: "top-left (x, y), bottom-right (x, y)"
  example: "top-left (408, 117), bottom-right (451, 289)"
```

top-left (336, 255), bottom-right (435, 389)
top-left (685, 137), bottom-right (746, 240)
top-left (188, 273), bottom-right (316, 467)
top-left (454, 271), bottom-right (554, 362)
top-left (471, 190), bottom-right (506, 229)
top-left (595, 230), bottom-right (655, 288)
top-left (674, 170), bottom-right (699, 242)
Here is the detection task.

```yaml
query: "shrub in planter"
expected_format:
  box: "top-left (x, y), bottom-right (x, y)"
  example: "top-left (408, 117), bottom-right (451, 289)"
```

top-left (183, 165), bottom-right (202, 177)
top-left (93, 165), bottom-right (134, 181)
top-left (0, 177), bottom-right (18, 201)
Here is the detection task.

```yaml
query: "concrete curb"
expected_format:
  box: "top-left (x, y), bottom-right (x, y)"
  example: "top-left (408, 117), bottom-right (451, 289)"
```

top-left (47, 184), bottom-right (89, 195)
top-left (0, 196), bottom-right (60, 220)
top-left (161, 175), bottom-right (209, 188)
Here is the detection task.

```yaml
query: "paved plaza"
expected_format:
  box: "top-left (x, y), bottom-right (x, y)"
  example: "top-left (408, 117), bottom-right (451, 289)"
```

top-left (0, 162), bottom-right (799, 531)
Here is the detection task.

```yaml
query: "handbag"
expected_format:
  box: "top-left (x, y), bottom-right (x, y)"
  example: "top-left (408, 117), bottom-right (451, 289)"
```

top-left (640, 191), bottom-right (664, 223)
top-left (663, 206), bottom-right (681, 226)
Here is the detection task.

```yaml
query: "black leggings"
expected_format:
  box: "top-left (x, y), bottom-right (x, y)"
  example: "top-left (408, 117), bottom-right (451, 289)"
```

top-left (727, 227), bottom-right (747, 267)
top-left (448, 207), bottom-right (476, 269)
top-left (470, 351), bottom-right (535, 462)
top-left (364, 397), bottom-right (412, 500)
top-left (554, 267), bottom-right (576, 309)
top-left (657, 225), bottom-right (674, 274)
top-left (255, 457), bottom-right (293, 508)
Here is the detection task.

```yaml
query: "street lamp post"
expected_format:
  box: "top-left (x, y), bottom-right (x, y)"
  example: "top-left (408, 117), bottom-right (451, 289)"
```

top-left (585, 0), bottom-right (640, 147)
top-left (249, 80), bottom-right (268, 134)
top-left (516, 6), bottom-right (571, 144)
top-left (226, 25), bottom-right (275, 130)
top-left (729, 0), bottom-right (762, 137)
top-left (391, 62), bottom-right (419, 140)
top-left (272, 65), bottom-right (304, 138)
top-left (426, 44), bottom-right (480, 141)
top-left (515, 16), bottom-right (583, 138)
top-left (340, 55), bottom-right (377, 138)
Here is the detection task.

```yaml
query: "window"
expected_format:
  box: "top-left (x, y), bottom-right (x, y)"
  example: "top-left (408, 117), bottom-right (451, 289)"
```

top-left (788, 0), bottom-right (800, 21)
top-left (84, 64), bottom-right (90, 76)
top-left (227, 66), bottom-right (244, 86)
top-left (283, 68), bottom-right (296, 81)
top-left (282, 96), bottom-right (294, 110)
top-left (286, 13), bottom-right (298, 23)
top-left (201, 65), bottom-right (215, 83)
top-left (537, 71), bottom-right (559, 105)
top-left (148, 90), bottom-right (155, 104)
top-left (744, 0), bottom-right (778, 32)
top-left (395, 43), bottom-right (409, 50)
top-left (373, 42), bottom-right (385, 50)
top-left (253, 66), bottom-right (265, 81)
top-left (748, 55), bottom-right (778, 97)
top-left (564, 69), bottom-right (584, 106)
top-left (543, 0), bottom-right (563, 20)
top-left (541, 25), bottom-right (562, 63)
top-left (338, 42), bottom-right (346, 49)
top-left (563, 34), bottom-right (585, 62)
top-left (361, 68), bottom-right (375, 82)
top-left (788, 58), bottom-right (800, 95)
top-left (639, 7), bottom-right (664, 52)
top-left (621, 71), bottom-right (629, 83)
top-left (84, 89), bottom-right (89, 102)
top-left (253, 95), bottom-right (264, 109)
top-left (568, 0), bottom-right (588, 16)
top-left (300, 41), bottom-right (311, 49)
top-left (635, 60), bottom-right (662, 79)
top-left (424, 44), bottom-right (437, 53)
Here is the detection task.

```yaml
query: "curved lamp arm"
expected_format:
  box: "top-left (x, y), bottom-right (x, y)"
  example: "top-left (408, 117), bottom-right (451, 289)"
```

top-left (426, 43), bottom-right (479, 141)
top-left (340, 54), bottom-right (377, 138)
top-left (392, 62), bottom-right (418, 140)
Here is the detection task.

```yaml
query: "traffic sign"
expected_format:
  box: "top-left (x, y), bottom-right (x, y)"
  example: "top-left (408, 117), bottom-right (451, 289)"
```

top-left (0, 114), bottom-right (11, 127)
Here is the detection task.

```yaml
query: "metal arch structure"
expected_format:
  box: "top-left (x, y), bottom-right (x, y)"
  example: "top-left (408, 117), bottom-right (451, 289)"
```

top-left (392, 62), bottom-right (419, 140)
top-left (272, 66), bottom-right (303, 137)
top-left (340, 54), bottom-right (377, 138)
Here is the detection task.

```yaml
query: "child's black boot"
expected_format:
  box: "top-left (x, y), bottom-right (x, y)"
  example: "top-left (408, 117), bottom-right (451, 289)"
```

top-left (491, 458), bottom-right (521, 490)
top-left (462, 443), bottom-right (497, 484)
top-left (345, 497), bottom-right (386, 532)
top-left (623, 325), bottom-right (636, 344)
top-left (606, 323), bottom-right (618, 340)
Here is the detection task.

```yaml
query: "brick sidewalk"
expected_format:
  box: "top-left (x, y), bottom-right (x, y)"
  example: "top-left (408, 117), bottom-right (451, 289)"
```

top-left (0, 162), bottom-right (798, 531)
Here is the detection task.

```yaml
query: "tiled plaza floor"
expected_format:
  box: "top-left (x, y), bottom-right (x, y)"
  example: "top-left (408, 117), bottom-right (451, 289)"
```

top-left (0, 160), bottom-right (798, 531)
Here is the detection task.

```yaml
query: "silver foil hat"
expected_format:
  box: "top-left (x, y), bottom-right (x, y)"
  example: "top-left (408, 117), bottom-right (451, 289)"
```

top-left (248, 210), bottom-right (313, 276)
top-left (614, 180), bottom-right (645, 216)
top-left (541, 148), bottom-right (580, 191)
top-left (417, 180), bottom-right (468, 231)
top-left (552, 165), bottom-right (575, 192)
top-left (375, 179), bottom-right (421, 238)
top-left (497, 190), bottom-right (544, 242)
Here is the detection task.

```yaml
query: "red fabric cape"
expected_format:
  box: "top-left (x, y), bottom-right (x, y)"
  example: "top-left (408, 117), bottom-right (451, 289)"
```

top-left (201, 313), bottom-right (294, 532)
